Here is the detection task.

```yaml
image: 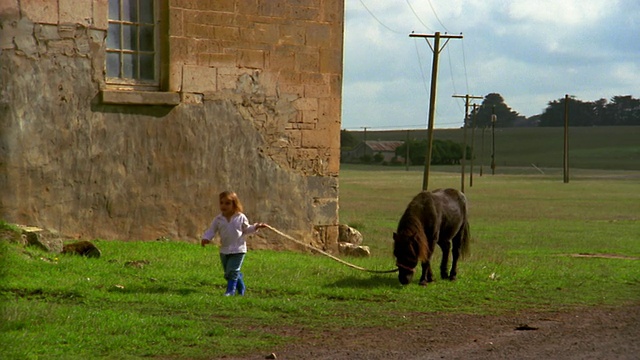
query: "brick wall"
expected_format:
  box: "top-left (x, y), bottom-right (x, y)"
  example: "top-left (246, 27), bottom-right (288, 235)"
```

top-left (169, 0), bottom-right (343, 176)
top-left (0, 0), bottom-right (344, 251)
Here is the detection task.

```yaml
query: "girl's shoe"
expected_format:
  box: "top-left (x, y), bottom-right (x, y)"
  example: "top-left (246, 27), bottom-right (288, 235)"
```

top-left (224, 280), bottom-right (237, 296)
top-left (236, 274), bottom-right (245, 296)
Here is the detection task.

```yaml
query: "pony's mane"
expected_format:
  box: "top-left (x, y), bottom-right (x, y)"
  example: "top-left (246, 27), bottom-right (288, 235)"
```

top-left (397, 210), bottom-right (428, 261)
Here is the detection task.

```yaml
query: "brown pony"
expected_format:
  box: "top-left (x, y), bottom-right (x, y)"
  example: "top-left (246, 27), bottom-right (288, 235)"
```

top-left (393, 188), bottom-right (470, 285)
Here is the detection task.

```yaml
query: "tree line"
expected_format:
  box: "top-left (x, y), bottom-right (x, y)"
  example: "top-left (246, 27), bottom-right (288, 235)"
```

top-left (472, 93), bottom-right (640, 127)
top-left (340, 92), bottom-right (638, 165)
top-left (340, 131), bottom-right (470, 166)
top-left (395, 139), bottom-right (471, 166)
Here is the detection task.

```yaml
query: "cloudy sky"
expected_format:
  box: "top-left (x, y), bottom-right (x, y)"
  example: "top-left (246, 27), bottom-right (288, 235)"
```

top-left (341, 0), bottom-right (640, 130)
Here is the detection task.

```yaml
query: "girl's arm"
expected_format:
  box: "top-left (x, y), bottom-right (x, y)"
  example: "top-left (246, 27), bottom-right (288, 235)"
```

top-left (201, 218), bottom-right (218, 246)
top-left (240, 214), bottom-right (268, 235)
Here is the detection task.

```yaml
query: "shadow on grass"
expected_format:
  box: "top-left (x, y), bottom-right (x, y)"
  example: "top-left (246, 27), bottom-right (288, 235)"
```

top-left (107, 285), bottom-right (198, 296)
top-left (328, 274), bottom-right (400, 289)
top-left (3, 288), bottom-right (84, 300)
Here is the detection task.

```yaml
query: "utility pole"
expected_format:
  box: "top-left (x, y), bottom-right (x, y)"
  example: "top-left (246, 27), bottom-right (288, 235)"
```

top-left (491, 106), bottom-right (497, 175)
top-left (361, 126), bottom-right (369, 159)
top-left (470, 104), bottom-right (478, 187)
top-left (410, 32), bottom-right (463, 191)
top-left (453, 94), bottom-right (482, 193)
top-left (563, 94), bottom-right (570, 183)
top-left (480, 126), bottom-right (486, 176)
top-left (405, 129), bottom-right (410, 171)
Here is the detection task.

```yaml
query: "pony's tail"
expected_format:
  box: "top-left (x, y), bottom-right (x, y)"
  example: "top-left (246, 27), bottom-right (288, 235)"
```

top-left (459, 219), bottom-right (471, 259)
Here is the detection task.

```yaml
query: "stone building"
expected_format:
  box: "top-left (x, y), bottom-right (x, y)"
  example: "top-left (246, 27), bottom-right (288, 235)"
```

top-left (0, 1), bottom-right (344, 251)
top-left (341, 140), bottom-right (405, 164)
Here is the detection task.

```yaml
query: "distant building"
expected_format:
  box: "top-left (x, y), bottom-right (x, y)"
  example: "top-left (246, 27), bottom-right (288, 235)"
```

top-left (342, 141), bottom-right (405, 163)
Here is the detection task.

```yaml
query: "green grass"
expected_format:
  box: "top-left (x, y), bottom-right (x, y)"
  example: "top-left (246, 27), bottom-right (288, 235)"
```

top-left (2, 168), bottom-right (640, 358)
top-left (349, 126), bottom-right (640, 170)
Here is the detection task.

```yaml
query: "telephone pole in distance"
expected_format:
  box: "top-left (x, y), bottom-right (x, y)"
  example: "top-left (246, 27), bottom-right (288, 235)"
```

top-left (452, 94), bottom-right (483, 193)
top-left (410, 32), bottom-right (463, 191)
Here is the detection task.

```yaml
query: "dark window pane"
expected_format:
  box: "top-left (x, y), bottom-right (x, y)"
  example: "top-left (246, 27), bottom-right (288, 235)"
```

top-left (107, 23), bottom-right (121, 49)
top-left (122, 0), bottom-right (136, 22)
top-left (122, 25), bottom-right (136, 50)
top-left (140, 54), bottom-right (155, 80)
top-left (139, 26), bottom-right (154, 51)
top-left (106, 52), bottom-right (120, 77)
top-left (105, 0), bottom-right (158, 83)
top-left (140, 0), bottom-right (154, 23)
top-left (123, 53), bottom-right (135, 78)
top-left (108, 0), bottom-right (120, 20)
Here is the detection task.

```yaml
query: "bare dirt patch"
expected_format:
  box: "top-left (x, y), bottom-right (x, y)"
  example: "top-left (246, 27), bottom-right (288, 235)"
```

top-left (224, 305), bottom-right (640, 360)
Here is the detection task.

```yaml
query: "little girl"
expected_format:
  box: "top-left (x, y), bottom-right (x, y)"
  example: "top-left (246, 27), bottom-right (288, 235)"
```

top-left (201, 191), bottom-right (268, 296)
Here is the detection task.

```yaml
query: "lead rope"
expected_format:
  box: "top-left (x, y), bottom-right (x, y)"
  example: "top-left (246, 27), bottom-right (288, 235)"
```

top-left (264, 224), bottom-right (398, 274)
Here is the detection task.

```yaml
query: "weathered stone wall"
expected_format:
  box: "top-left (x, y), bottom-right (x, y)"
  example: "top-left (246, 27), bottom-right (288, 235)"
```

top-left (0, 1), bottom-right (344, 251)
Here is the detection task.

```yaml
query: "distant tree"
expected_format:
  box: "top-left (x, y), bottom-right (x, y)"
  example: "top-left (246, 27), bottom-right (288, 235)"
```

top-left (396, 139), bottom-right (427, 165)
top-left (538, 95), bottom-right (640, 127)
top-left (396, 139), bottom-right (465, 165)
top-left (359, 154), bottom-right (372, 163)
top-left (340, 129), bottom-right (359, 149)
top-left (592, 98), bottom-right (608, 126)
top-left (605, 96), bottom-right (640, 126)
top-left (539, 96), bottom-right (599, 127)
top-left (471, 93), bottom-right (526, 128)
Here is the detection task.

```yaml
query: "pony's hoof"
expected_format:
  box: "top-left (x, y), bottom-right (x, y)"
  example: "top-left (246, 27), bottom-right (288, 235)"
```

top-left (419, 280), bottom-right (429, 286)
top-left (449, 275), bottom-right (457, 281)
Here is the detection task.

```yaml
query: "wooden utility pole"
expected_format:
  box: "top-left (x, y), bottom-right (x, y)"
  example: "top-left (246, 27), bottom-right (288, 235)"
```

top-left (410, 32), bottom-right (463, 191)
top-left (452, 94), bottom-right (482, 193)
top-left (563, 94), bottom-right (570, 183)
top-left (361, 126), bottom-right (369, 159)
top-left (470, 104), bottom-right (478, 187)
top-left (480, 126), bottom-right (486, 176)
top-left (491, 106), bottom-right (497, 175)
top-left (405, 129), bottom-right (410, 171)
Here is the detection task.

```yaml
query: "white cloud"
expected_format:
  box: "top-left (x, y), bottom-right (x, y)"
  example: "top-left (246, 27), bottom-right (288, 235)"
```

top-left (506, 0), bottom-right (614, 25)
top-left (341, 0), bottom-right (640, 129)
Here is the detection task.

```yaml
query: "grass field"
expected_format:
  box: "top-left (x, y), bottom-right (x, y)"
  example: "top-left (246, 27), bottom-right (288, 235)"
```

top-left (347, 126), bottom-right (640, 170)
top-left (1, 167), bottom-right (639, 359)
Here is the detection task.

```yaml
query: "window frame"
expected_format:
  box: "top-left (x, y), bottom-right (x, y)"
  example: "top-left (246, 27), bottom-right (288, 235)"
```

top-left (105, 0), bottom-right (163, 91)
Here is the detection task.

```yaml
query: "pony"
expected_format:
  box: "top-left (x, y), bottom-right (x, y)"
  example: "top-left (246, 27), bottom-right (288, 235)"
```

top-left (393, 188), bottom-right (470, 285)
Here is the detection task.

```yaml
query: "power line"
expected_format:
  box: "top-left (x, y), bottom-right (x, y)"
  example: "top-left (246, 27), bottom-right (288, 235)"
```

top-left (413, 39), bottom-right (430, 95)
top-left (446, 46), bottom-right (462, 113)
top-left (405, 0), bottom-right (434, 32)
top-left (461, 36), bottom-right (470, 94)
top-left (427, 0), bottom-right (449, 33)
top-left (342, 120), bottom-right (463, 131)
top-left (343, 125), bottom-right (422, 131)
top-left (357, 0), bottom-right (405, 34)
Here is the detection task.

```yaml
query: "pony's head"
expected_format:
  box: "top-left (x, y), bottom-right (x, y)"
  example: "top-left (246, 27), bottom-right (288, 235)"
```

top-left (393, 231), bottom-right (427, 285)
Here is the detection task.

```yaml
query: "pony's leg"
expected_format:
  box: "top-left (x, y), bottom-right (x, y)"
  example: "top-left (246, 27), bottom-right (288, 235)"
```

top-left (418, 232), bottom-right (438, 286)
top-left (439, 240), bottom-right (451, 280)
top-left (419, 241), bottom-right (436, 286)
top-left (449, 235), bottom-right (461, 281)
top-left (419, 260), bottom-right (433, 286)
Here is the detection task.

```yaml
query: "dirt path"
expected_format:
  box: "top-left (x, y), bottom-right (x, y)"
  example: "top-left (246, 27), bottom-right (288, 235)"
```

top-left (225, 305), bottom-right (640, 360)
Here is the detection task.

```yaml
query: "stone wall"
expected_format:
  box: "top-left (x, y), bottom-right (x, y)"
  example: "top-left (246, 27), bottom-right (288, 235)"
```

top-left (0, 1), bottom-right (344, 251)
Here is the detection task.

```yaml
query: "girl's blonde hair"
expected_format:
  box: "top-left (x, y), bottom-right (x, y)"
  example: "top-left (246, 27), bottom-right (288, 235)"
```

top-left (219, 191), bottom-right (243, 213)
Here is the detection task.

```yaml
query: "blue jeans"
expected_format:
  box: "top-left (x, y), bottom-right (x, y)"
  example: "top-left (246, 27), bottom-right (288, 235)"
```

top-left (220, 253), bottom-right (245, 281)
